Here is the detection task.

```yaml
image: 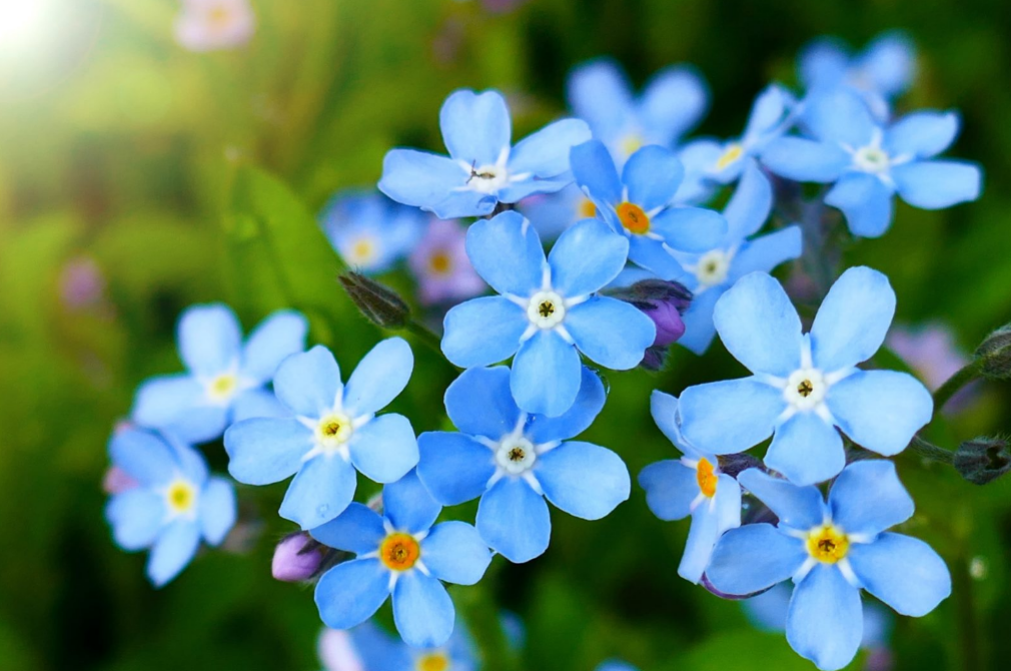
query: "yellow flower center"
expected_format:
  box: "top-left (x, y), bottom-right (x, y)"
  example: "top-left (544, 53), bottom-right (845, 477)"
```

top-left (317, 413), bottom-right (353, 448)
top-left (578, 198), bottom-right (597, 219)
top-left (715, 143), bottom-right (744, 171)
top-left (616, 202), bottom-right (650, 235)
top-left (166, 479), bottom-right (197, 514)
top-left (208, 373), bottom-right (238, 400)
top-left (807, 525), bottom-right (850, 564)
top-left (429, 250), bottom-right (453, 275)
top-left (380, 533), bottom-right (421, 571)
top-left (696, 458), bottom-right (718, 498)
top-left (208, 6), bottom-right (231, 28)
top-left (416, 652), bottom-right (450, 671)
top-left (621, 133), bottom-right (644, 157)
top-left (351, 238), bottom-right (376, 264)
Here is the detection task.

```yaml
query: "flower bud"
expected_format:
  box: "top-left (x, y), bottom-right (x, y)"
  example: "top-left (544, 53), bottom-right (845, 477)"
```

top-left (339, 272), bottom-right (411, 329)
top-left (642, 300), bottom-right (686, 348)
top-left (954, 436), bottom-right (1011, 485)
top-left (271, 533), bottom-right (324, 582)
top-left (974, 323), bottom-right (1011, 380)
top-left (610, 280), bottom-right (693, 371)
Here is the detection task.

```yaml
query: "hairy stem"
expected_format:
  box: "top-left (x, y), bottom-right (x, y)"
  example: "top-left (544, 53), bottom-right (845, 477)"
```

top-left (932, 362), bottom-right (981, 421)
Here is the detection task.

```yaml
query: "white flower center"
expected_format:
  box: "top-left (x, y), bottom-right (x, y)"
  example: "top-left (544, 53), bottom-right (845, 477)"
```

top-left (526, 290), bottom-right (566, 329)
top-left (495, 436), bottom-right (536, 475)
top-left (347, 235), bottom-right (378, 265)
top-left (784, 368), bottom-right (828, 410)
top-left (695, 249), bottom-right (731, 288)
top-left (853, 145), bottom-right (890, 173)
top-left (317, 413), bottom-right (353, 453)
top-left (467, 163), bottom-right (510, 194)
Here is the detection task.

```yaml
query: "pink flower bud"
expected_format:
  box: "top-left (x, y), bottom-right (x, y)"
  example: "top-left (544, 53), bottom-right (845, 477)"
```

top-left (271, 533), bottom-right (323, 582)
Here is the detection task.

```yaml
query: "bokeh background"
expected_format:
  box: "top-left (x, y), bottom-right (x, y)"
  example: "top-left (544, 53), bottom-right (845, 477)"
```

top-left (2, 0), bottom-right (1010, 669)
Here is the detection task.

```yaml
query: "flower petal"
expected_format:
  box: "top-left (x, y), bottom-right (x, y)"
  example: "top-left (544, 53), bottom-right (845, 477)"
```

top-left (349, 414), bottom-right (419, 484)
top-left (638, 460), bottom-right (698, 522)
top-left (566, 60), bottom-right (634, 139)
top-left (109, 428), bottom-right (177, 487)
top-left (724, 161), bottom-right (773, 240)
top-left (743, 85), bottom-right (789, 142)
top-left (677, 287), bottom-right (722, 355)
top-left (828, 370), bottom-right (932, 456)
top-left (310, 502), bottom-right (386, 554)
top-left (892, 160), bottom-right (982, 210)
top-left (420, 521), bottom-right (492, 585)
top-left (824, 172), bottom-right (895, 238)
top-left (232, 388), bottom-right (289, 422)
top-left (848, 533), bottom-right (951, 617)
top-left (508, 118), bottom-right (591, 179)
top-left (510, 330), bottom-right (582, 417)
top-left (526, 366), bottom-right (606, 444)
top-left (760, 137), bottom-right (850, 183)
top-left (224, 418), bottom-right (313, 485)
top-left (738, 468), bottom-right (827, 529)
top-left (177, 304), bottom-right (242, 377)
top-left (476, 477), bottom-right (551, 563)
top-left (548, 219), bottom-right (629, 297)
top-left (106, 489), bottom-right (165, 550)
top-left (570, 139), bottom-right (623, 206)
top-left (729, 226), bottom-right (803, 280)
top-left (343, 338), bottom-right (414, 417)
top-left (828, 461), bottom-right (913, 538)
top-left (274, 346), bottom-right (343, 418)
top-left (622, 145), bottom-right (684, 211)
top-left (146, 520), bottom-right (201, 587)
top-left (765, 410), bottom-right (846, 486)
top-left (650, 206), bottom-right (728, 253)
top-left (706, 524), bottom-right (806, 595)
top-left (679, 378), bottom-right (786, 455)
top-left (626, 235), bottom-right (689, 281)
top-left (640, 65), bottom-right (709, 144)
top-left (466, 211), bottom-right (545, 294)
top-left (132, 375), bottom-right (227, 444)
top-left (241, 310), bottom-right (307, 383)
top-left (441, 297), bottom-right (526, 368)
top-left (279, 454), bottom-right (357, 530)
top-left (810, 266), bottom-right (895, 372)
top-left (439, 89), bottom-right (511, 166)
top-left (564, 297), bottom-right (656, 370)
top-left (383, 468), bottom-right (441, 534)
top-left (680, 481), bottom-right (741, 584)
top-left (418, 432), bottom-right (496, 506)
top-left (884, 111), bottom-right (959, 159)
top-left (392, 571), bottom-right (455, 648)
top-left (315, 558), bottom-right (391, 630)
top-left (786, 564), bottom-right (863, 671)
top-left (379, 149), bottom-right (494, 219)
top-left (801, 88), bottom-right (876, 147)
top-left (535, 441), bottom-right (630, 520)
top-left (199, 477), bottom-right (236, 546)
top-left (444, 366), bottom-right (521, 440)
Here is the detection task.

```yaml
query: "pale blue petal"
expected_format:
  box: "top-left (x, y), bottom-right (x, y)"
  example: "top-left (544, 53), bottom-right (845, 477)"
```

top-left (199, 477), bottom-right (236, 546)
top-left (393, 571), bottom-right (455, 648)
top-left (627, 235), bottom-right (689, 281)
top-left (508, 118), bottom-right (591, 178)
top-left (349, 414), bottom-right (418, 484)
top-left (892, 160), bottom-right (982, 210)
top-left (421, 521), bottom-right (492, 585)
top-left (677, 288), bottom-right (721, 355)
top-left (441, 297), bottom-right (526, 368)
top-left (828, 461), bottom-right (913, 537)
top-left (765, 411), bottom-right (845, 486)
top-left (526, 366), bottom-right (606, 444)
top-left (315, 559), bottom-right (391, 629)
top-left (241, 310), bottom-right (307, 383)
top-left (510, 330), bottom-right (582, 417)
top-left (884, 111), bottom-right (959, 159)
top-left (379, 149), bottom-right (493, 219)
top-left (418, 432), bottom-right (495, 506)
top-left (231, 388), bottom-right (288, 422)
top-left (224, 418), bottom-right (312, 485)
top-left (109, 428), bottom-right (176, 487)
top-left (440, 89), bottom-right (511, 165)
top-left (675, 139), bottom-right (722, 203)
top-left (548, 219), bottom-right (629, 297)
top-left (535, 441), bottom-right (630, 520)
top-left (499, 173), bottom-right (574, 204)
top-left (444, 367), bottom-right (520, 440)
top-left (465, 211), bottom-right (546, 296)
top-left (640, 65), bottom-right (709, 144)
top-left (639, 460), bottom-right (697, 521)
top-left (177, 304), bottom-right (241, 377)
top-left (810, 266), bottom-right (895, 371)
top-left (714, 473), bottom-right (743, 532)
top-left (166, 436), bottom-right (208, 485)
top-left (346, 622), bottom-right (412, 670)
top-left (132, 375), bottom-right (227, 444)
top-left (273, 346), bottom-right (342, 418)
top-left (801, 88), bottom-right (876, 147)
top-left (825, 172), bottom-right (895, 238)
top-left (310, 502), bottom-right (386, 554)
top-left (648, 390), bottom-right (695, 454)
top-left (570, 140), bottom-right (623, 206)
top-left (280, 454), bottom-right (357, 530)
top-left (706, 524), bottom-right (806, 595)
top-left (343, 338), bottom-right (414, 417)
top-left (564, 297), bottom-right (656, 370)
top-left (848, 533), bottom-right (951, 617)
top-left (679, 379), bottom-right (786, 455)
top-left (737, 468), bottom-right (827, 529)
top-left (743, 85), bottom-right (789, 143)
top-left (760, 137), bottom-right (849, 183)
top-left (861, 32), bottom-right (916, 97)
top-left (650, 206), bottom-right (727, 253)
top-left (680, 492), bottom-right (735, 584)
top-left (566, 59), bottom-right (634, 139)
top-left (724, 161), bottom-right (773, 240)
top-left (383, 469), bottom-right (441, 534)
top-left (786, 564), bottom-right (863, 671)
top-left (477, 477), bottom-right (551, 563)
top-left (828, 371), bottom-right (932, 456)
top-left (729, 226), bottom-right (803, 281)
top-left (743, 583), bottom-right (791, 632)
top-left (799, 38), bottom-right (848, 90)
top-left (106, 489), bottom-right (165, 550)
top-left (622, 145), bottom-right (684, 211)
top-left (146, 520), bottom-right (200, 587)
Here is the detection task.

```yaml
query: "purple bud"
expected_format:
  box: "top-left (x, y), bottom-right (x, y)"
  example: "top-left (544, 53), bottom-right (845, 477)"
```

top-left (272, 533), bottom-right (324, 582)
top-left (643, 300), bottom-right (687, 347)
top-left (609, 279), bottom-right (692, 360)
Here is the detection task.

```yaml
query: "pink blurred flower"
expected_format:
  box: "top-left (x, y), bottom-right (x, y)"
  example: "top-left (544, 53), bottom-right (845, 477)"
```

top-left (175, 0), bottom-right (255, 52)
top-left (409, 219), bottom-right (485, 306)
top-left (887, 322), bottom-right (977, 414)
top-left (60, 257), bottom-right (107, 311)
top-left (319, 629), bottom-right (366, 671)
top-left (102, 466), bottom-right (138, 495)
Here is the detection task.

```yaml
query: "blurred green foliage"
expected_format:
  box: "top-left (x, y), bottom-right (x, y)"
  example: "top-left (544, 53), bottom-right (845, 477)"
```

top-left (1, 1), bottom-right (1010, 670)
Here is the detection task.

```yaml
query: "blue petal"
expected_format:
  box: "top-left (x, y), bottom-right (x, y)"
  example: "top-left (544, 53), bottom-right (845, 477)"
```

top-left (439, 89), bottom-right (511, 165)
top-left (241, 310), bottom-right (307, 383)
top-left (548, 219), bottom-right (629, 297)
top-left (146, 520), bottom-right (200, 587)
top-left (680, 479), bottom-right (741, 584)
top-left (801, 88), bottom-right (876, 147)
top-left (170, 438), bottom-right (208, 484)
top-left (526, 366), bottom-right (606, 444)
top-left (442, 297), bottom-right (526, 368)
top-left (640, 65), bottom-right (709, 144)
top-left (224, 418), bottom-right (312, 485)
top-left (737, 468), bottom-right (827, 530)
top-left (564, 297), bottom-right (656, 370)
top-left (650, 206), bottom-right (727, 253)
top-left (760, 137), bottom-right (849, 183)
top-left (743, 85), bottom-right (789, 143)
top-left (828, 461), bottom-right (913, 537)
top-left (535, 441), bottom-right (630, 520)
top-left (825, 173), bottom-right (895, 238)
top-left (132, 375), bottom-right (227, 444)
top-left (810, 266), bottom-right (895, 372)
top-left (861, 32), bottom-right (916, 97)
top-left (786, 564), bottom-right (863, 671)
top-left (649, 390), bottom-right (691, 453)
top-left (798, 38), bottom-right (849, 90)
top-left (743, 582), bottom-right (792, 632)
top-left (106, 489), bottom-right (165, 550)
top-left (177, 304), bottom-right (241, 377)
top-left (349, 414), bottom-right (418, 484)
top-left (199, 477), bottom-right (236, 546)
top-left (675, 139), bottom-right (722, 203)
top-left (231, 388), bottom-right (288, 422)
top-left (884, 111), bottom-right (959, 159)
top-left (677, 288), bottom-right (721, 355)
top-left (566, 60), bottom-right (634, 140)
top-left (848, 533), bottom-right (951, 617)
top-left (827, 370), bottom-right (932, 456)
top-left (344, 623), bottom-right (412, 670)
top-left (638, 460), bottom-right (697, 521)
top-left (724, 161), bottom-right (773, 240)
top-left (622, 145), bottom-right (684, 211)
top-left (510, 330), bottom-right (582, 417)
top-left (570, 140), bottom-right (623, 206)
top-left (420, 521), bottom-right (492, 585)
top-left (508, 118), bottom-right (592, 179)
top-left (274, 346), bottom-right (342, 418)
top-left (344, 338), bottom-right (414, 417)
top-left (418, 432), bottom-right (495, 506)
top-left (315, 559), bottom-right (391, 629)
top-left (444, 367), bottom-right (521, 440)
top-left (280, 454), bottom-right (357, 530)
top-left (109, 428), bottom-right (177, 487)
top-left (466, 211), bottom-right (546, 296)
top-left (712, 271), bottom-right (803, 377)
top-left (729, 226), bottom-right (803, 280)
top-left (892, 160), bottom-right (982, 210)
top-left (706, 524), bottom-right (806, 595)
top-left (626, 235), bottom-right (689, 281)
top-left (310, 502), bottom-right (386, 554)
top-left (765, 411), bottom-right (845, 486)
top-left (392, 571), bottom-right (455, 648)
top-left (383, 468), bottom-right (442, 534)
top-left (379, 149), bottom-right (493, 219)
top-left (476, 477), bottom-right (551, 563)
top-left (679, 378), bottom-right (786, 455)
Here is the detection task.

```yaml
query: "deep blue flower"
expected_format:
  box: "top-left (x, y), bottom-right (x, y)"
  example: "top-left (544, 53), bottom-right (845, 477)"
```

top-left (441, 211), bottom-right (655, 417)
top-left (324, 620), bottom-right (477, 671)
top-left (311, 470), bottom-right (492, 648)
top-left (707, 462), bottom-right (950, 670)
top-left (321, 191), bottom-right (424, 274)
top-left (639, 391), bottom-right (741, 583)
top-left (105, 427), bottom-right (236, 587)
top-left (570, 139), bottom-right (728, 281)
top-left (679, 268), bottom-right (933, 485)
top-left (132, 304), bottom-right (307, 444)
top-left (379, 89), bottom-right (590, 219)
top-left (224, 339), bottom-right (418, 530)
top-left (417, 366), bottom-right (630, 563)
top-left (761, 88), bottom-right (983, 237)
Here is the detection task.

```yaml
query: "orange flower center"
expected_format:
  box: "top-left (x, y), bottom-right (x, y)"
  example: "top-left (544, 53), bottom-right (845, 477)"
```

top-left (429, 250), bottom-right (452, 275)
top-left (578, 198), bottom-right (597, 219)
top-left (616, 202), bottom-right (650, 234)
top-left (416, 652), bottom-right (450, 671)
top-left (696, 458), bottom-right (718, 498)
top-left (380, 533), bottom-right (421, 571)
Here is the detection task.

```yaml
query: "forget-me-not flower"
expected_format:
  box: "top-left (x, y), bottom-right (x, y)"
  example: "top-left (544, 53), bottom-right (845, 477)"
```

top-left (441, 211), bottom-right (655, 417)
top-left (322, 620), bottom-right (477, 671)
top-left (679, 267), bottom-right (933, 485)
top-left (321, 191), bottom-right (424, 275)
top-left (639, 391), bottom-right (741, 583)
top-left (518, 183), bottom-right (599, 241)
top-left (379, 89), bottom-right (591, 219)
top-left (105, 427), bottom-right (236, 587)
top-left (132, 304), bottom-right (307, 444)
top-left (594, 663), bottom-right (640, 671)
top-left (707, 462), bottom-right (950, 671)
top-left (761, 88), bottom-right (982, 238)
top-left (408, 218), bottom-right (485, 306)
top-left (570, 139), bottom-right (728, 281)
top-left (311, 470), bottom-right (492, 648)
top-left (417, 366), bottom-right (630, 563)
top-left (224, 339), bottom-right (419, 530)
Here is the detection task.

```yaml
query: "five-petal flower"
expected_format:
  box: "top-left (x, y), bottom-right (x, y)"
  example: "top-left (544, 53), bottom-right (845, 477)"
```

top-left (321, 191), bottom-right (424, 274)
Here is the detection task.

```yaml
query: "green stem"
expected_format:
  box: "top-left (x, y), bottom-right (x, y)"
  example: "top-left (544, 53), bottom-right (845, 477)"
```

top-left (907, 435), bottom-right (954, 465)
top-left (405, 320), bottom-right (446, 357)
top-left (932, 362), bottom-right (981, 420)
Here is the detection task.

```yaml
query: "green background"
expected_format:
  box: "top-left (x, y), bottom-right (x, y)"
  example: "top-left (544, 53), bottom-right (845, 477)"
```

top-left (1, 0), bottom-right (1009, 669)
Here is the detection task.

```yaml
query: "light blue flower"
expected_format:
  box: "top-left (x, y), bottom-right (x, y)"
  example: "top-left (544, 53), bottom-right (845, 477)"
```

top-left (311, 470), bottom-right (492, 648)
top-left (332, 620), bottom-right (477, 671)
top-left (441, 211), bottom-right (655, 417)
top-left (518, 183), bottom-right (598, 241)
top-left (132, 304), bottom-right (308, 444)
top-left (417, 366), bottom-right (630, 563)
top-left (639, 391), bottom-right (741, 583)
top-left (570, 139), bottom-right (728, 281)
top-left (761, 88), bottom-right (983, 238)
top-left (105, 427), bottom-right (236, 587)
top-left (567, 58), bottom-right (708, 164)
top-left (379, 89), bottom-right (591, 219)
top-left (668, 162), bottom-right (802, 354)
top-left (707, 462), bottom-right (950, 670)
top-left (679, 267), bottom-right (933, 486)
top-left (594, 663), bottom-right (639, 671)
top-left (224, 339), bottom-right (418, 530)
top-left (321, 191), bottom-right (424, 274)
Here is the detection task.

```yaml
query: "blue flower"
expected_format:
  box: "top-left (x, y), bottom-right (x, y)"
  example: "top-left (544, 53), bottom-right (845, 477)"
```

top-left (639, 391), bottom-right (741, 583)
top-left (132, 304), bottom-right (308, 444)
top-left (417, 366), bottom-right (630, 563)
top-left (328, 620), bottom-right (477, 671)
top-left (761, 88), bottom-right (983, 237)
top-left (105, 427), bottom-right (236, 587)
top-left (379, 89), bottom-right (591, 219)
top-left (679, 267), bottom-right (933, 486)
top-left (669, 162), bottom-right (802, 354)
top-left (570, 139), bottom-right (728, 280)
top-left (567, 58), bottom-right (709, 164)
top-left (224, 339), bottom-right (418, 530)
top-left (321, 191), bottom-right (424, 274)
top-left (441, 211), bottom-right (655, 417)
top-left (518, 183), bottom-right (598, 241)
top-left (594, 663), bottom-right (639, 671)
top-left (311, 470), bottom-right (492, 648)
top-left (707, 462), bottom-right (950, 670)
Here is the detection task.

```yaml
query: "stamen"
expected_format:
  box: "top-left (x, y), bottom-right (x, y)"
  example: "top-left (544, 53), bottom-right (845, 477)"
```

top-left (806, 525), bottom-right (849, 564)
top-left (696, 458), bottom-right (718, 498)
top-left (380, 533), bottom-right (421, 571)
top-left (616, 202), bottom-right (650, 235)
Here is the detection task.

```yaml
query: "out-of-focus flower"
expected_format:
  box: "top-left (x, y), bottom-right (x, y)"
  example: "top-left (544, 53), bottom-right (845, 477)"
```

top-left (418, 366), bottom-right (629, 563)
top-left (224, 340), bottom-right (418, 530)
top-left (380, 90), bottom-right (590, 219)
top-left (105, 427), bottom-right (236, 587)
top-left (132, 304), bottom-right (307, 444)
top-left (321, 192), bottom-right (424, 275)
top-left (102, 466), bottom-right (138, 495)
top-left (518, 184), bottom-right (598, 241)
top-left (175, 0), bottom-right (255, 52)
top-left (272, 532), bottom-right (324, 582)
top-left (594, 663), bottom-right (640, 671)
top-left (322, 620), bottom-right (478, 671)
top-left (409, 219), bottom-right (485, 306)
top-left (59, 256), bottom-right (107, 312)
top-left (318, 629), bottom-right (366, 671)
top-left (887, 322), bottom-right (969, 391)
